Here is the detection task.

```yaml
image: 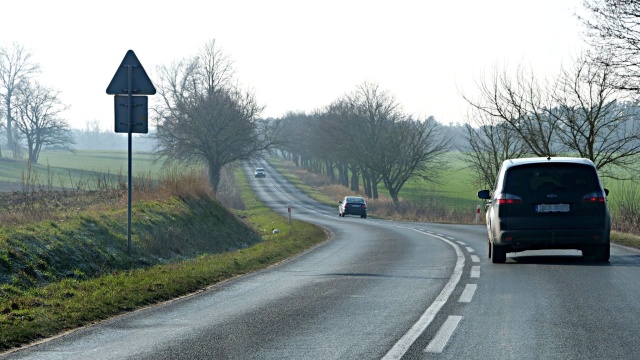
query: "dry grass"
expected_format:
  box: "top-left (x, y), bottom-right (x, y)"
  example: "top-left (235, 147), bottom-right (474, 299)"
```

top-left (0, 164), bottom-right (213, 225)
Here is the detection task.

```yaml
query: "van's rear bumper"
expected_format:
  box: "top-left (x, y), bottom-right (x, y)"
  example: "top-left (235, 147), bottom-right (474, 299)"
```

top-left (496, 228), bottom-right (610, 252)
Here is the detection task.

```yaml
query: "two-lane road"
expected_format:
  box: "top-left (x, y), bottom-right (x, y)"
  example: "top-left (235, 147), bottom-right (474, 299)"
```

top-left (4, 161), bottom-right (640, 359)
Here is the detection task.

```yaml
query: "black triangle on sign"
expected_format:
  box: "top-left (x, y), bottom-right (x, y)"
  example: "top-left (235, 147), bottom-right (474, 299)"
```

top-left (106, 50), bottom-right (156, 95)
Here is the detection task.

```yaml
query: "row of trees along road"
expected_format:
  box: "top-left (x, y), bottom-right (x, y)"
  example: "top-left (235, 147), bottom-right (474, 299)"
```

top-left (0, 43), bottom-right (73, 163)
top-left (460, 1), bottom-right (640, 189)
top-left (277, 82), bottom-right (452, 206)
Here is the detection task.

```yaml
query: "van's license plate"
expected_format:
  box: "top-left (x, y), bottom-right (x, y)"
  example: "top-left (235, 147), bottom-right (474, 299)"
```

top-left (536, 204), bottom-right (570, 213)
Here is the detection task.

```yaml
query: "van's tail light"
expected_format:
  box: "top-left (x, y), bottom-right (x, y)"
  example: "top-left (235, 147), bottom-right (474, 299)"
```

top-left (496, 193), bottom-right (523, 204)
top-left (583, 192), bottom-right (606, 203)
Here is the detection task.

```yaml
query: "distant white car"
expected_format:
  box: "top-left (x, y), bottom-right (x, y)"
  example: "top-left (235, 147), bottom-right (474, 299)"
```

top-left (254, 168), bottom-right (266, 178)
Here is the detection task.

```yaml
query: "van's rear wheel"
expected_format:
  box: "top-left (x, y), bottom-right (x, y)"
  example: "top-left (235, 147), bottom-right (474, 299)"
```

top-left (586, 245), bottom-right (610, 263)
top-left (491, 242), bottom-right (506, 263)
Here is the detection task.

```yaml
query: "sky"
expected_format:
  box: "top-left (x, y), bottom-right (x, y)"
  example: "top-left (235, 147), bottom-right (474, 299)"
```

top-left (1, 0), bottom-right (587, 130)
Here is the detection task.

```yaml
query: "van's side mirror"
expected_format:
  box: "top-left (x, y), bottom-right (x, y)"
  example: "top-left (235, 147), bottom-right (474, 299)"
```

top-left (478, 190), bottom-right (491, 199)
top-left (604, 188), bottom-right (609, 196)
top-left (338, 201), bottom-right (342, 204)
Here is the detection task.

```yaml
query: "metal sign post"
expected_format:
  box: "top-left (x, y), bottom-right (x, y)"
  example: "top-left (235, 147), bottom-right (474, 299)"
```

top-left (106, 50), bottom-right (156, 254)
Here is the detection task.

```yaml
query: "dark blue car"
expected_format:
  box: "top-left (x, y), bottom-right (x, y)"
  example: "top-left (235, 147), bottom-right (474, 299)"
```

top-left (338, 196), bottom-right (367, 218)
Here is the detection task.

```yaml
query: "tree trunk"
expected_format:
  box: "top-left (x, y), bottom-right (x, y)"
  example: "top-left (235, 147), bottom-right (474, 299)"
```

top-left (350, 165), bottom-right (359, 192)
top-left (388, 185), bottom-right (399, 207)
top-left (372, 180), bottom-right (379, 199)
top-left (6, 94), bottom-right (12, 150)
top-left (207, 163), bottom-right (222, 195)
top-left (363, 170), bottom-right (372, 198)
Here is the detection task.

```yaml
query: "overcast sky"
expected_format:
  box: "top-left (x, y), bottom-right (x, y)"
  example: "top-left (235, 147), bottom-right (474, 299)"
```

top-left (2, 0), bottom-right (586, 130)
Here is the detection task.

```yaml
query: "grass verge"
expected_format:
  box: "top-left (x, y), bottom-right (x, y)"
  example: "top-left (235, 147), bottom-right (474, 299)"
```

top-left (611, 231), bottom-right (640, 250)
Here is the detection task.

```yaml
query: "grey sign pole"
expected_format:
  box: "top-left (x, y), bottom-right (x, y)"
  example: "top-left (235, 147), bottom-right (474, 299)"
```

top-left (126, 64), bottom-right (133, 254)
top-left (106, 50), bottom-right (156, 255)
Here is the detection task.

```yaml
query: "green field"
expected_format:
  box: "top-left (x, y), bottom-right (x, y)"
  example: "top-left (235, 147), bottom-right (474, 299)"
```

top-left (399, 154), bottom-right (480, 210)
top-left (0, 150), bottom-right (167, 190)
top-left (398, 154), bottom-right (638, 215)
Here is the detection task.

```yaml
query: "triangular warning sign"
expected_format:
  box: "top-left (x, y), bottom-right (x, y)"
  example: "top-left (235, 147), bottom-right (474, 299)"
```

top-left (106, 50), bottom-right (156, 95)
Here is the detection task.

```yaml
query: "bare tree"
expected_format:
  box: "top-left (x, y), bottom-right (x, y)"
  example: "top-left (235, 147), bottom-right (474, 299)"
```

top-left (342, 82), bottom-right (450, 205)
top-left (316, 99), bottom-right (368, 191)
top-left (0, 43), bottom-right (40, 156)
top-left (374, 116), bottom-right (451, 206)
top-left (463, 57), bottom-right (640, 179)
top-left (153, 40), bottom-right (281, 194)
top-left (580, 0), bottom-right (640, 92)
top-left (462, 65), bottom-right (562, 158)
top-left (346, 82), bottom-right (403, 199)
top-left (12, 80), bottom-right (73, 164)
top-left (459, 108), bottom-right (528, 189)
top-left (552, 58), bottom-right (640, 178)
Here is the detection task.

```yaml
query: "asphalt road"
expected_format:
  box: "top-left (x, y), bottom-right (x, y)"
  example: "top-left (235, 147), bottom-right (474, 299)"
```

top-left (3, 161), bottom-right (640, 359)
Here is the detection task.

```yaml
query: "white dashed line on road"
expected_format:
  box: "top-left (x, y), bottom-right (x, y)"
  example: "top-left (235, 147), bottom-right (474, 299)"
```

top-left (470, 266), bottom-right (480, 278)
top-left (459, 284), bottom-right (477, 303)
top-left (456, 241), bottom-right (466, 246)
top-left (424, 316), bottom-right (463, 353)
top-left (465, 246), bottom-right (475, 253)
top-left (471, 255), bottom-right (480, 263)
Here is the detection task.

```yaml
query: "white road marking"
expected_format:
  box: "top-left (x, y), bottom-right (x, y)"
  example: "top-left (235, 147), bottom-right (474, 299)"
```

top-left (382, 230), bottom-right (465, 360)
top-left (471, 255), bottom-right (480, 263)
top-left (446, 236), bottom-right (455, 240)
top-left (424, 316), bottom-right (463, 353)
top-left (458, 284), bottom-right (477, 303)
top-left (465, 246), bottom-right (475, 253)
top-left (456, 241), bottom-right (466, 246)
top-left (470, 266), bottom-right (480, 278)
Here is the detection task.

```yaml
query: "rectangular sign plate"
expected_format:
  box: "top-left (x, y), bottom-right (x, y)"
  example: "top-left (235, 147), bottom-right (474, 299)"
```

top-left (114, 95), bottom-right (148, 133)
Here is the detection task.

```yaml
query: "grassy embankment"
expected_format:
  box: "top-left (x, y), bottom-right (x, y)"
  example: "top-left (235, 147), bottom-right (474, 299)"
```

top-left (0, 152), bottom-right (327, 352)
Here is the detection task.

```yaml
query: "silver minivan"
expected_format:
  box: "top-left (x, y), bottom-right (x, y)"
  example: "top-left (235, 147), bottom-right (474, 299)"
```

top-left (478, 157), bottom-right (611, 263)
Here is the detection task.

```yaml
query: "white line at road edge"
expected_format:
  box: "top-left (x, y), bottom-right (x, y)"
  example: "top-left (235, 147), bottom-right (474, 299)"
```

top-left (382, 230), bottom-right (465, 360)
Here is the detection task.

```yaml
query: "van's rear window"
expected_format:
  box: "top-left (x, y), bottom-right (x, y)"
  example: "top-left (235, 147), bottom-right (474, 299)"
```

top-left (504, 164), bottom-right (600, 194)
